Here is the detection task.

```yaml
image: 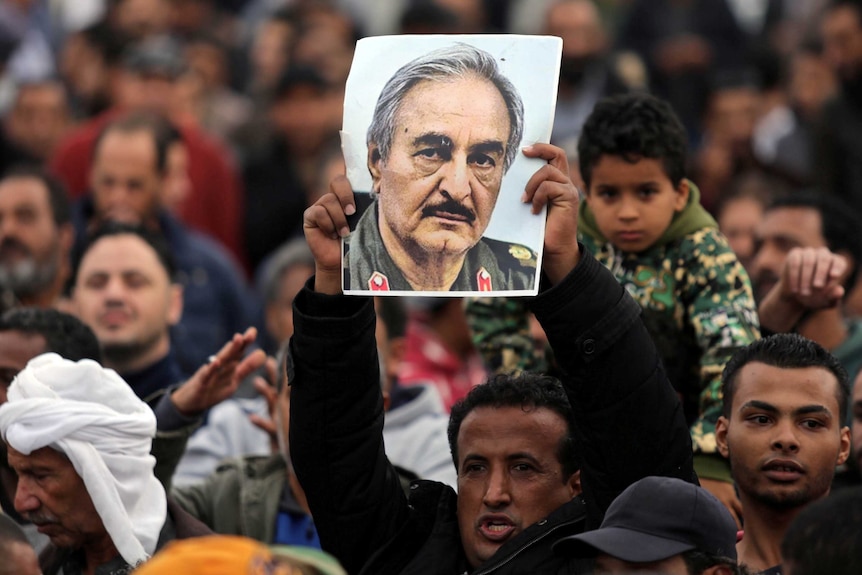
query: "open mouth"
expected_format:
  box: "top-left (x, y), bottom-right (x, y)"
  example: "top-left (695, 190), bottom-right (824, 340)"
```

top-left (762, 460), bottom-right (804, 482)
top-left (479, 517), bottom-right (516, 542)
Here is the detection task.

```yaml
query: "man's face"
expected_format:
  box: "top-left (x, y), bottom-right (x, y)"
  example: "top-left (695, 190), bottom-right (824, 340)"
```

top-left (456, 405), bottom-right (577, 568)
top-left (5, 82), bottom-right (70, 160)
top-left (822, 5), bottom-right (862, 83)
top-left (0, 177), bottom-right (65, 297)
top-left (370, 75), bottom-right (510, 262)
top-left (0, 330), bottom-right (47, 405)
top-left (851, 371), bottom-right (862, 473)
top-left (716, 362), bottom-right (850, 510)
top-left (89, 129), bottom-right (164, 226)
top-left (718, 196), bottom-right (764, 273)
top-left (585, 156), bottom-right (688, 254)
top-left (594, 553), bottom-right (688, 574)
top-left (750, 207), bottom-right (827, 302)
top-left (8, 445), bottom-right (108, 550)
top-left (73, 234), bottom-right (181, 364)
top-left (265, 263), bottom-right (314, 346)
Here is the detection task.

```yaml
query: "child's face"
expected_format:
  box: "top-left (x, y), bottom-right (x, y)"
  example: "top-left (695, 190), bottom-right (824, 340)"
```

top-left (585, 156), bottom-right (689, 253)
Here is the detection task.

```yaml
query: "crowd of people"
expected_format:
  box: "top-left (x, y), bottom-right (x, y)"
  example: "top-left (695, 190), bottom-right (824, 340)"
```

top-left (1, 0), bottom-right (862, 574)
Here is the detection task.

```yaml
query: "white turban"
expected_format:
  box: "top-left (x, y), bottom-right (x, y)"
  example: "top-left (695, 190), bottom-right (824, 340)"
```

top-left (0, 353), bottom-right (167, 567)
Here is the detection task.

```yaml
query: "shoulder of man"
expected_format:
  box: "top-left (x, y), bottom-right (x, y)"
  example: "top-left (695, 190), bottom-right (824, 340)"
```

top-left (480, 237), bottom-right (538, 272)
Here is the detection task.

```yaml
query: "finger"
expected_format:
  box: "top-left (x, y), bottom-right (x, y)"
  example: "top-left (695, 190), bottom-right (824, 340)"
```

top-left (811, 248), bottom-right (834, 289)
top-left (234, 349), bottom-right (267, 383)
top-left (523, 163), bottom-right (570, 208)
top-left (264, 356), bottom-right (278, 386)
top-left (249, 414), bottom-right (278, 436)
top-left (303, 193), bottom-right (351, 240)
top-left (253, 375), bottom-right (279, 415)
top-left (330, 174), bottom-right (356, 216)
top-left (798, 248), bottom-right (817, 296)
top-left (521, 143), bottom-right (569, 173)
top-left (784, 249), bottom-right (802, 295)
top-left (828, 253), bottom-right (849, 282)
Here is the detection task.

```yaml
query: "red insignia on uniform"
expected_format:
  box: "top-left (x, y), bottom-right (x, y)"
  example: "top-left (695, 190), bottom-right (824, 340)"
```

top-left (477, 268), bottom-right (492, 292)
top-left (368, 272), bottom-right (390, 291)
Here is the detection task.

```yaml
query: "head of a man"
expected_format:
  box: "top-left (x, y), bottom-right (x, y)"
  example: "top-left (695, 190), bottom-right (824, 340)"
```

top-left (781, 484), bottom-right (862, 575)
top-left (447, 373), bottom-right (580, 568)
top-left (90, 113), bottom-right (174, 227)
top-left (5, 79), bottom-right (71, 161)
top-left (851, 371), bottom-right (862, 474)
top-left (0, 354), bottom-right (165, 566)
top-left (71, 223), bottom-right (181, 373)
top-left (366, 44), bottom-right (524, 263)
top-left (0, 308), bottom-right (101, 405)
top-left (259, 238), bottom-right (315, 347)
top-left (0, 513), bottom-right (40, 575)
top-left (544, 0), bottom-right (607, 88)
top-left (554, 476), bottom-right (739, 575)
top-left (750, 192), bottom-right (862, 302)
top-left (716, 334), bottom-right (851, 513)
top-left (578, 93), bottom-right (690, 255)
top-left (0, 167), bottom-right (73, 304)
top-left (821, 0), bottom-right (862, 85)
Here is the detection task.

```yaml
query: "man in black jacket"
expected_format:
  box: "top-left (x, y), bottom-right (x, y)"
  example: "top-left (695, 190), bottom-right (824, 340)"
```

top-left (291, 143), bottom-right (697, 574)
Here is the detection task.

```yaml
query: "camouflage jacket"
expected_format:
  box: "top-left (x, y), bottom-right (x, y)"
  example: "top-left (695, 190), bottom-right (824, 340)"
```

top-left (579, 227), bottom-right (760, 456)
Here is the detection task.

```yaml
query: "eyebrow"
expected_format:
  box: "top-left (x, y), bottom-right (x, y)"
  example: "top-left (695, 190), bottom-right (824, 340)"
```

top-left (411, 133), bottom-right (505, 156)
top-left (739, 400), bottom-right (832, 417)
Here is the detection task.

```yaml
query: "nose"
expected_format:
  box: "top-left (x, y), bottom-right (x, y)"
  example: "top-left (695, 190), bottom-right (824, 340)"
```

top-left (438, 155), bottom-right (471, 202)
top-left (14, 477), bottom-right (41, 515)
top-left (616, 195), bottom-right (639, 221)
top-left (482, 467), bottom-right (512, 509)
top-left (771, 419), bottom-right (800, 453)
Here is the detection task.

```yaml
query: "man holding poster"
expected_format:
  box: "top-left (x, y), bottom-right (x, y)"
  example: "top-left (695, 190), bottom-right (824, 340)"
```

top-left (342, 41), bottom-right (557, 295)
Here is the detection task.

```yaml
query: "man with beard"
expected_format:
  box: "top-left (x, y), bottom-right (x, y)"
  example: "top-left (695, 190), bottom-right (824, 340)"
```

top-left (543, 0), bottom-right (639, 149)
top-left (715, 334), bottom-right (852, 574)
top-left (751, 193), bottom-right (862, 387)
top-left (344, 43), bottom-right (538, 293)
top-left (0, 167), bottom-right (73, 313)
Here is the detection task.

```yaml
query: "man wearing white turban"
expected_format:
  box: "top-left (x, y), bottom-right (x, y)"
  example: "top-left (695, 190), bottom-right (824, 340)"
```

top-left (0, 353), bottom-right (210, 575)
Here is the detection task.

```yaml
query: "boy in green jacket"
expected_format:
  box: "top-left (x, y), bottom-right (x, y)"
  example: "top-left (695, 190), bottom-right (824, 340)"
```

top-left (577, 93), bottom-right (760, 525)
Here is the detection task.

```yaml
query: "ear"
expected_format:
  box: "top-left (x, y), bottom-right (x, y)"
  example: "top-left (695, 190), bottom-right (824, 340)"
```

top-left (368, 144), bottom-right (383, 194)
top-left (716, 416), bottom-right (730, 458)
top-left (566, 469), bottom-right (582, 499)
top-left (674, 179), bottom-right (690, 212)
top-left (838, 425), bottom-right (851, 466)
top-left (167, 283), bottom-right (183, 326)
top-left (58, 223), bottom-right (75, 258)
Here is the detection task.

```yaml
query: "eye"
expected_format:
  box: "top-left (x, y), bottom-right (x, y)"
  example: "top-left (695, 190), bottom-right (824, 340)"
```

top-left (747, 414), bottom-right (771, 425)
top-left (638, 187), bottom-right (658, 199)
top-left (801, 419), bottom-right (825, 430)
top-left (512, 463), bottom-right (535, 473)
top-left (462, 462), bottom-right (486, 475)
top-left (468, 152), bottom-right (496, 169)
top-left (415, 148), bottom-right (441, 160)
top-left (596, 188), bottom-right (617, 200)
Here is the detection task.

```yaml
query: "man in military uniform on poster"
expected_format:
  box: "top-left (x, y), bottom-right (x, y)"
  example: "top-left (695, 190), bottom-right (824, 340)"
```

top-left (344, 44), bottom-right (538, 293)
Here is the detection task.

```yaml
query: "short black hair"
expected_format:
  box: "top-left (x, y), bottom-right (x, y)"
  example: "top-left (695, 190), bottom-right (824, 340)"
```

top-left (781, 485), bottom-right (862, 575)
top-left (1, 165), bottom-right (71, 226)
top-left (72, 221), bottom-right (177, 286)
top-left (721, 333), bottom-right (849, 419)
top-left (448, 373), bottom-right (580, 478)
top-left (764, 192), bottom-right (862, 290)
top-left (93, 112), bottom-right (178, 175)
top-left (578, 93), bottom-right (688, 189)
top-left (0, 307), bottom-right (101, 361)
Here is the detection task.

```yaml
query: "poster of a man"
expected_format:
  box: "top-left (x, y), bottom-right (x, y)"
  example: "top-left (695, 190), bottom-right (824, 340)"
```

top-left (341, 36), bottom-right (562, 296)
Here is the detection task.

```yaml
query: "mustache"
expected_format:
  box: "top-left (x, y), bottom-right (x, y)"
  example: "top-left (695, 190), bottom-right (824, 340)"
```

top-left (27, 512), bottom-right (60, 526)
top-left (0, 237), bottom-right (31, 257)
top-left (421, 198), bottom-right (476, 223)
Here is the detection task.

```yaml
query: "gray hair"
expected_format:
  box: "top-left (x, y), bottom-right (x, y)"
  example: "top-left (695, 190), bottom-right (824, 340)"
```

top-left (257, 237), bottom-right (315, 304)
top-left (367, 43), bottom-right (525, 172)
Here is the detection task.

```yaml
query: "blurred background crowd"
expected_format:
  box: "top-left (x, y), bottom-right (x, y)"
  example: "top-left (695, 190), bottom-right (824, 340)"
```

top-left (0, 0), bottom-right (859, 290)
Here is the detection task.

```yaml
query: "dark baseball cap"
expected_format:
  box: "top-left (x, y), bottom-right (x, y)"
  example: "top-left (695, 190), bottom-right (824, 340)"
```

top-left (553, 476), bottom-right (738, 563)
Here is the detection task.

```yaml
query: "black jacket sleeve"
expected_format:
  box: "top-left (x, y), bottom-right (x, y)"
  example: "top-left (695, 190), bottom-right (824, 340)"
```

top-left (288, 281), bottom-right (410, 575)
top-left (531, 248), bottom-right (697, 529)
